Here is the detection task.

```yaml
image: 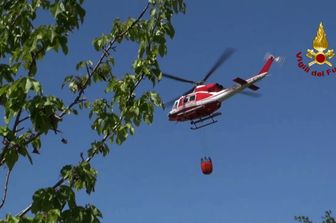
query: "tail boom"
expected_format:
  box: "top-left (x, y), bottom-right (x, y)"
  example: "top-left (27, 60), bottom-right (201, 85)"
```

top-left (214, 55), bottom-right (278, 102)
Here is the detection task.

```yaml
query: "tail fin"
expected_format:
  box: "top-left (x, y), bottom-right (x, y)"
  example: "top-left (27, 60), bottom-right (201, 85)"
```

top-left (258, 55), bottom-right (280, 74)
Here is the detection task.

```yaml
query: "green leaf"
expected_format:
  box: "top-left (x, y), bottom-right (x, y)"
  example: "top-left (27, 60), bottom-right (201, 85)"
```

top-left (92, 35), bottom-right (110, 51)
top-left (61, 204), bottom-right (102, 223)
top-left (58, 186), bottom-right (77, 209)
top-left (61, 165), bottom-right (73, 179)
top-left (149, 91), bottom-right (163, 107)
top-left (3, 215), bottom-right (20, 223)
top-left (51, 2), bottom-right (66, 17)
top-left (59, 36), bottom-right (68, 54)
top-left (32, 137), bottom-right (41, 152)
top-left (0, 127), bottom-right (14, 140)
top-left (4, 149), bottom-right (18, 170)
top-left (61, 162), bottom-right (97, 194)
top-left (158, 43), bottom-right (167, 57)
top-left (163, 23), bottom-right (175, 38)
top-left (76, 60), bottom-right (93, 70)
top-left (27, 96), bottom-right (64, 134)
top-left (25, 78), bottom-right (42, 94)
top-left (46, 209), bottom-right (61, 223)
top-left (88, 141), bottom-right (110, 157)
top-left (31, 187), bottom-right (73, 214)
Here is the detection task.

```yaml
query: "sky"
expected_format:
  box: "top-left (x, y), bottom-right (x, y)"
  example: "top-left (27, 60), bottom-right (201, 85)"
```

top-left (1, 0), bottom-right (336, 223)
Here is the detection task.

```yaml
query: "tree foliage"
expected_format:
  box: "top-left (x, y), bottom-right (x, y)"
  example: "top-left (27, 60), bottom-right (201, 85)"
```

top-left (0, 0), bottom-right (186, 222)
top-left (295, 211), bottom-right (336, 223)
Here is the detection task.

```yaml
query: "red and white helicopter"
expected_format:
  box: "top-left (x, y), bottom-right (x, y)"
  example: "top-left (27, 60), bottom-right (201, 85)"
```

top-left (163, 49), bottom-right (279, 130)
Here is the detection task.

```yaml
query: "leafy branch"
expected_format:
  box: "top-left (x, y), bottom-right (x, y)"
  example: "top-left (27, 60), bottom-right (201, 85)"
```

top-left (60, 2), bottom-right (150, 118)
top-left (0, 0), bottom-right (186, 222)
top-left (295, 211), bottom-right (336, 223)
top-left (0, 0), bottom-right (87, 169)
top-left (17, 1), bottom-right (150, 214)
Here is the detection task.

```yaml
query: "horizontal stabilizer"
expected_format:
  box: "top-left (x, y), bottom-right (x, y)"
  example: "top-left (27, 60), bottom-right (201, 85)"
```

top-left (233, 77), bottom-right (259, 91)
top-left (233, 77), bottom-right (247, 85)
top-left (248, 84), bottom-right (259, 91)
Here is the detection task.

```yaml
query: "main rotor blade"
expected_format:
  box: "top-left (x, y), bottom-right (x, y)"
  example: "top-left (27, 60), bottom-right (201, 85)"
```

top-left (164, 87), bottom-right (195, 108)
top-left (201, 48), bottom-right (236, 83)
top-left (162, 73), bottom-right (196, 85)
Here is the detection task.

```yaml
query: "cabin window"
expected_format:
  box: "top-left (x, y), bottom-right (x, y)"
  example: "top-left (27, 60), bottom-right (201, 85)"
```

top-left (183, 97), bottom-right (188, 103)
top-left (190, 95), bottom-right (195, 101)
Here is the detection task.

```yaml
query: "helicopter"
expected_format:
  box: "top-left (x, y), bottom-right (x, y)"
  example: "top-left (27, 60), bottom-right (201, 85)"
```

top-left (163, 49), bottom-right (280, 130)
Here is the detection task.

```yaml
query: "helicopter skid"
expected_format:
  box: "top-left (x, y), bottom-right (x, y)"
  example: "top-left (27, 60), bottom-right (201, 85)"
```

top-left (190, 112), bottom-right (222, 130)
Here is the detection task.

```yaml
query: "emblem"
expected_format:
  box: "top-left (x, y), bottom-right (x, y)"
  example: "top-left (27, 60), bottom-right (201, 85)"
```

top-left (306, 22), bottom-right (334, 67)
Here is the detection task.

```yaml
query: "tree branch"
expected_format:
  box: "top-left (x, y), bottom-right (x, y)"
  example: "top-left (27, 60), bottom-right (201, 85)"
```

top-left (0, 2), bottom-right (151, 169)
top-left (60, 2), bottom-right (150, 118)
top-left (0, 108), bottom-right (23, 166)
top-left (17, 112), bottom-right (120, 216)
top-left (17, 57), bottom-right (148, 217)
top-left (0, 169), bottom-right (11, 209)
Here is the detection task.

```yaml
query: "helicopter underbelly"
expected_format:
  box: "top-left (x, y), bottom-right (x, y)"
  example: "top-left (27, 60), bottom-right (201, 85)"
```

top-left (169, 101), bottom-right (221, 121)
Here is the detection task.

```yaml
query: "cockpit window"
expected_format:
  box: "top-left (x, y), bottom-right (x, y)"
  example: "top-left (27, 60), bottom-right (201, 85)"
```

top-left (173, 101), bottom-right (178, 109)
top-left (190, 95), bottom-right (195, 101)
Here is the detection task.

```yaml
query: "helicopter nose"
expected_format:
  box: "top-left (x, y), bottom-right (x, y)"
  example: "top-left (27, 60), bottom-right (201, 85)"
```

top-left (168, 113), bottom-right (175, 121)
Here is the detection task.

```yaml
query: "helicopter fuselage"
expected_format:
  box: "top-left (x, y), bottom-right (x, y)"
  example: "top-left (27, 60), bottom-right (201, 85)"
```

top-left (168, 56), bottom-right (277, 122)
